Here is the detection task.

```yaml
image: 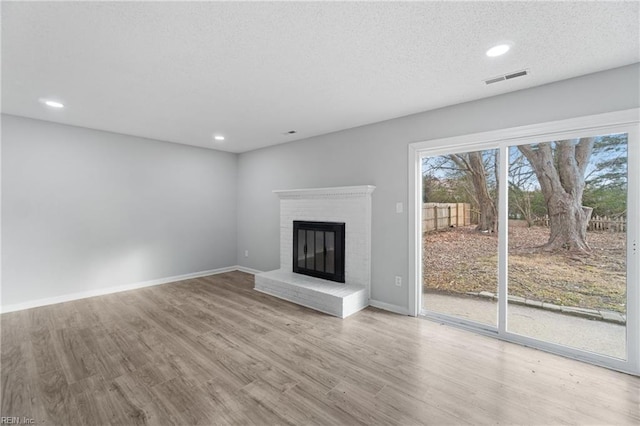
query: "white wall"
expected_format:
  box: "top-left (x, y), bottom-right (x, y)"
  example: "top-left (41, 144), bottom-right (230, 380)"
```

top-left (236, 63), bottom-right (640, 312)
top-left (1, 115), bottom-right (238, 309)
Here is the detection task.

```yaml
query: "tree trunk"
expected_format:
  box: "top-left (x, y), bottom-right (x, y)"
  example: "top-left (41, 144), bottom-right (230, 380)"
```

top-left (450, 151), bottom-right (497, 232)
top-left (518, 138), bottom-right (595, 252)
top-left (469, 152), bottom-right (497, 232)
top-left (545, 194), bottom-right (593, 251)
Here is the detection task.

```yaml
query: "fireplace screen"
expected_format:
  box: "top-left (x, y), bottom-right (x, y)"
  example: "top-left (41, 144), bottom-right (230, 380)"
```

top-left (293, 221), bottom-right (345, 283)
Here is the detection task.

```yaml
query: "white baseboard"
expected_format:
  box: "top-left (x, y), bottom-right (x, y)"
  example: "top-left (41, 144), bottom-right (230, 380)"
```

top-left (0, 265), bottom-right (241, 314)
top-left (1, 267), bottom-right (410, 318)
top-left (369, 299), bottom-right (410, 316)
top-left (235, 265), bottom-right (264, 275)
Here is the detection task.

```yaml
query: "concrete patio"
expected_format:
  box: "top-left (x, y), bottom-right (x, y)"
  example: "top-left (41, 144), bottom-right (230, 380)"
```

top-left (424, 293), bottom-right (626, 359)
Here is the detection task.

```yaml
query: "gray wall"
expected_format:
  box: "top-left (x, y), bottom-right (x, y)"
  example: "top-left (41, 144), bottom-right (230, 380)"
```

top-left (1, 115), bottom-right (238, 308)
top-left (236, 63), bottom-right (640, 310)
top-left (3, 64), bottom-right (638, 312)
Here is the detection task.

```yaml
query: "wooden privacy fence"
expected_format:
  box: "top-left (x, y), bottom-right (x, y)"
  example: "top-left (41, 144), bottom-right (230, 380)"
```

top-left (423, 203), bottom-right (472, 231)
top-left (534, 215), bottom-right (627, 232)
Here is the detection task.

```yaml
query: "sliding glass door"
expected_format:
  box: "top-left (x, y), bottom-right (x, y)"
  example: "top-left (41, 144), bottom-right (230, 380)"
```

top-left (422, 149), bottom-right (499, 328)
top-left (411, 110), bottom-right (639, 374)
top-left (506, 133), bottom-right (628, 360)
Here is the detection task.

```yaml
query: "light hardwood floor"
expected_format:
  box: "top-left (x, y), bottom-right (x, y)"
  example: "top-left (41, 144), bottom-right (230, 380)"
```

top-left (1, 271), bottom-right (638, 425)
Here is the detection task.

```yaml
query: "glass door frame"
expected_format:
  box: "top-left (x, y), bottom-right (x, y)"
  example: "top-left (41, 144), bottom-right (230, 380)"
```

top-left (408, 108), bottom-right (639, 375)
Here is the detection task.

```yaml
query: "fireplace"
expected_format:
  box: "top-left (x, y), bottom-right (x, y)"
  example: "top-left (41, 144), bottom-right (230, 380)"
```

top-left (293, 221), bottom-right (345, 283)
top-left (254, 185), bottom-right (374, 318)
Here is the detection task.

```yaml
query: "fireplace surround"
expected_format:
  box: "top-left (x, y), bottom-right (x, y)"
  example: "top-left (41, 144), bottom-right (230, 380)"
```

top-left (254, 185), bottom-right (375, 318)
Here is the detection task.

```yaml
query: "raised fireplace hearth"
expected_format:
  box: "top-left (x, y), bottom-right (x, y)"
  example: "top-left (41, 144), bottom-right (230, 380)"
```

top-left (293, 221), bottom-right (345, 283)
top-left (254, 185), bottom-right (375, 318)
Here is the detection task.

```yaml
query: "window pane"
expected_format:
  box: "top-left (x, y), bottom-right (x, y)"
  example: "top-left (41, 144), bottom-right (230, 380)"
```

top-left (507, 134), bottom-right (627, 359)
top-left (422, 149), bottom-right (499, 327)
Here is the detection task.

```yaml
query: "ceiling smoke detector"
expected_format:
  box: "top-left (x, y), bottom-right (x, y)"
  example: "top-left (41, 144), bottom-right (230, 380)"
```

top-left (484, 69), bottom-right (529, 85)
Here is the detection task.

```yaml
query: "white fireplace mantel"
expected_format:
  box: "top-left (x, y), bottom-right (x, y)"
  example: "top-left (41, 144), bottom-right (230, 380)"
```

top-left (254, 185), bottom-right (375, 318)
top-left (273, 185), bottom-right (376, 199)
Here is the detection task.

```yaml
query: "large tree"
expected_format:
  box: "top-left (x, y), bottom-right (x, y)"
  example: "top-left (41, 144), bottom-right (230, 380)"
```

top-left (518, 138), bottom-right (595, 252)
top-left (449, 151), bottom-right (498, 233)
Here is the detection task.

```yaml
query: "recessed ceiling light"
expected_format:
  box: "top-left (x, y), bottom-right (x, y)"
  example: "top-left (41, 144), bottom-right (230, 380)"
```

top-left (486, 44), bottom-right (510, 57)
top-left (39, 98), bottom-right (64, 108)
top-left (214, 135), bottom-right (225, 141)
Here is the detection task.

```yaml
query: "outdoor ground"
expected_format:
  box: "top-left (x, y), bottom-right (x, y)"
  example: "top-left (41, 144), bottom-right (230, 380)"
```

top-left (423, 225), bottom-right (627, 313)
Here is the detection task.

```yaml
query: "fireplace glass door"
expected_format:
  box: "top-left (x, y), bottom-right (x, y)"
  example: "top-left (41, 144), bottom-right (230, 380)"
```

top-left (293, 221), bottom-right (345, 283)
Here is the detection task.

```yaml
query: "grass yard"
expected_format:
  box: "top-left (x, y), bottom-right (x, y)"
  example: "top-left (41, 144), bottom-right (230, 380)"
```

top-left (423, 225), bottom-right (627, 313)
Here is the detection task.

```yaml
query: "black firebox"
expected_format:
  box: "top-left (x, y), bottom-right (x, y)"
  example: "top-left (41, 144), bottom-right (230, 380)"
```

top-left (293, 221), bottom-right (345, 283)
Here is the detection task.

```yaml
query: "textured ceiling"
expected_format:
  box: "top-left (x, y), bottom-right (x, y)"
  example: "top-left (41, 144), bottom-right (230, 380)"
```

top-left (2, 1), bottom-right (639, 153)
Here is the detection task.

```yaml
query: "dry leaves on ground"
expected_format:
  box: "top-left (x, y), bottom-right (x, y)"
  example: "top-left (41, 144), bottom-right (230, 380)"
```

top-left (423, 225), bottom-right (626, 312)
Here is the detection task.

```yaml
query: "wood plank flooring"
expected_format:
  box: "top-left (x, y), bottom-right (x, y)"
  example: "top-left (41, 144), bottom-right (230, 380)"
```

top-left (1, 271), bottom-right (638, 425)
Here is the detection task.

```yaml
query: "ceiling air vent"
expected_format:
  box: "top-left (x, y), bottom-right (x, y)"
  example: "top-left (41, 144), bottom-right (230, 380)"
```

top-left (505, 70), bottom-right (528, 80)
top-left (485, 76), bottom-right (506, 85)
top-left (484, 69), bottom-right (529, 85)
